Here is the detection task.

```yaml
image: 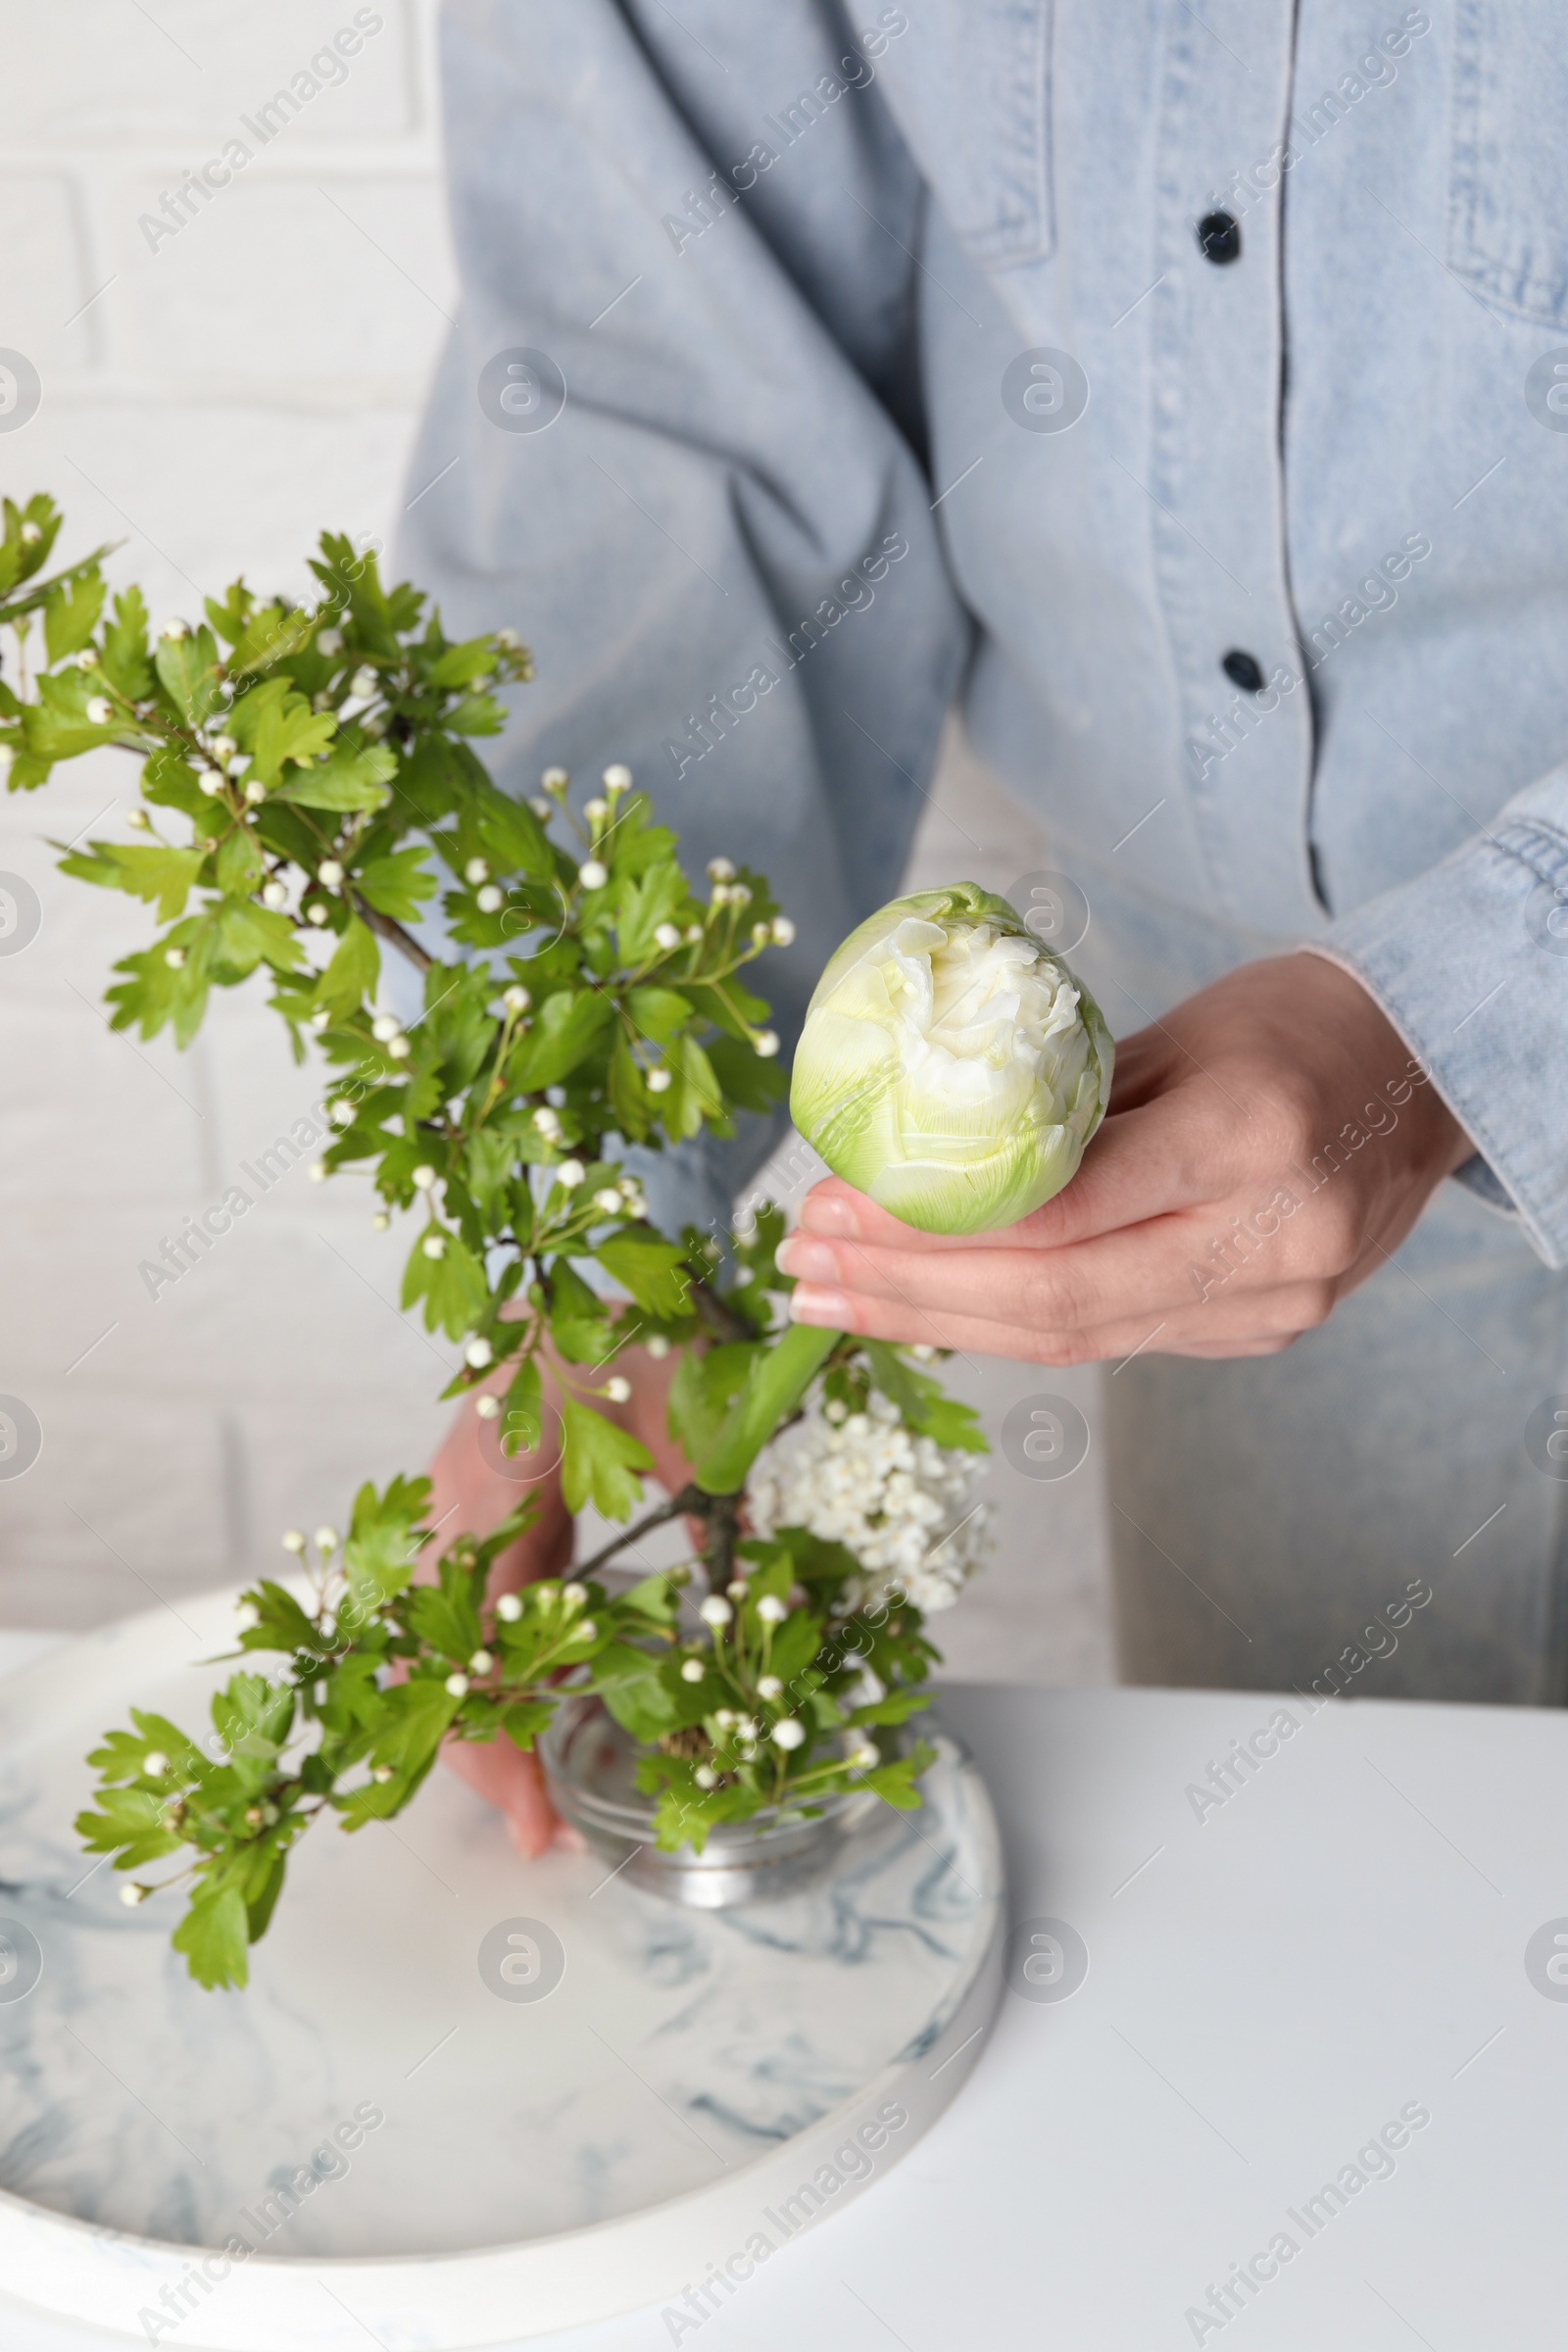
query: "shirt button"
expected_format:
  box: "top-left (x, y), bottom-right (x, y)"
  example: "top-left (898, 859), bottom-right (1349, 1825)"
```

top-left (1197, 210), bottom-right (1242, 265)
top-left (1221, 649), bottom-right (1265, 692)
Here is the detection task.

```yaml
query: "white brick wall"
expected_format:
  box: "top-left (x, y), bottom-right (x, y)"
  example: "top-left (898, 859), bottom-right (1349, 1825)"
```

top-left (0, 3), bottom-right (1111, 1679)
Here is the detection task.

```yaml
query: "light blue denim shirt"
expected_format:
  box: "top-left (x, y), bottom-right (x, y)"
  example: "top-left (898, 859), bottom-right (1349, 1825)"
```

top-left (402, 0), bottom-right (1568, 1264)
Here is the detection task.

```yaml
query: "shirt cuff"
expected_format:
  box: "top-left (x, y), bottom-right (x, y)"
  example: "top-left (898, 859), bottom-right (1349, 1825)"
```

top-left (1310, 768), bottom-right (1568, 1269)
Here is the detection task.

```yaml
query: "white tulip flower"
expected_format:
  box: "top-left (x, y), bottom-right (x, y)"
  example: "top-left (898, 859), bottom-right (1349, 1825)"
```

top-left (790, 883), bottom-right (1113, 1234)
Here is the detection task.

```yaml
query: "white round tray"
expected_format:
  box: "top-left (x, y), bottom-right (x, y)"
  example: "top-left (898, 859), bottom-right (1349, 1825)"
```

top-left (0, 1589), bottom-right (1004, 2348)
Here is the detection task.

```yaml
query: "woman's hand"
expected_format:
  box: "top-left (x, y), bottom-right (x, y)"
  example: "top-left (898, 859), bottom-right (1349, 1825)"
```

top-left (777, 954), bottom-right (1471, 1363)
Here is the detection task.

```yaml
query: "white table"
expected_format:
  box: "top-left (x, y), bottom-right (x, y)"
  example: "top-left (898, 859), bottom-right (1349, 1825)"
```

top-left (3, 1630), bottom-right (1562, 2350)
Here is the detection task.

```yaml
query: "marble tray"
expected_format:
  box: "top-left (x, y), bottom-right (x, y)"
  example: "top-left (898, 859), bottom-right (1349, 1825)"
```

top-left (0, 1589), bottom-right (1004, 2349)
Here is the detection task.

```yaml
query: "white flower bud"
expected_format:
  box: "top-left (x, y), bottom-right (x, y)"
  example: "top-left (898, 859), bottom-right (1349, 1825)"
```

top-left (562, 1582), bottom-right (588, 1609)
top-left (684, 923), bottom-right (704, 943)
top-left (733, 1716), bottom-right (758, 1741)
top-left (647, 1066), bottom-right (671, 1094)
top-left (849, 1740), bottom-right (880, 1769)
top-left (308, 1158), bottom-right (328, 1182)
top-left (244, 779), bottom-right (268, 806)
top-left (532, 1105), bottom-right (562, 1137)
top-left (371, 1763), bottom-right (394, 1783)
top-left (754, 1031), bottom-right (780, 1057)
top-left (306, 902), bottom-right (329, 923)
top-left (694, 1763), bottom-right (718, 1788)
top-left (502, 985), bottom-right (529, 1014)
top-left (710, 883), bottom-right (730, 906)
top-left (910, 1343), bottom-right (937, 1362)
top-left (604, 1375), bottom-right (631, 1403)
top-left (329, 1099), bottom-right (355, 1127)
top-left (311, 1007), bottom-right (332, 1031)
top-left (126, 807), bottom-right (150, 831)
top-left (85, 696), bottom-right (113, 724)
top-left (236, 1599), bottom-right (260, 1630)
top-left (602, 763), bottom-right (632, 791)
top-left (468, 1648), bottom-right (493, 1674)
top-left (757, 1674), bottom-right (783, 1702)
top-left (496, 1591), bottom-right (523, 1621)
top-left (726, 1579), bottom-right (748, 1600)
top-left (707, 858), bottom-right (735, 882)
top-left (475, 885), bottom-right (503, 912)
top-left (349, 664), bottom-right (377, 698)
top-left (593, 1187), bottom-right (623, 1215)
top-left (464, 858), bottom-right (490, 885)
top-left (731, 884), bottom-right (752, 907)
top-left (318, 859), bottom-right (345, 889)
top-left (370, 1209), bottom-right (390, 1231)
top-left (412, 1164), bottom-right (436, 1190)
top-left (771, 1717), bottom-right (806, 1750)
top-left (570, 1618), bottom-right (598, 1642)
top-left (680, 1658), bottom-right (705, 1684)
top-left (645, 1334), bottom-right (670, 1359)
top-left (160, 617), bottom-right (189, 641)
top-left (164, 946), bottom-right (185, 968)
top-left (316, 628), bottom-right (342, 657)
top-left (496, 627), bottom-right (521, 650)
top-left (142, 1749), bottom-right (171, 1777)
top-left (541, 765), bottom-right (568, 790)
top-left (315, 1526), bottom-right (339, 1555)
top-left (387, 1034), bottom-right (412, 1057)
top-left (199, 774), bottom-right (225, 797)
top-left (699, 1595), bottom-right (732, 1628)
top-left (653, 922), bottom-right (682, 951)
top-left (579, 859), bottom-right (608, 892)
top-left (771, 915), bottom-right (796, 945)
top-left (756, 1593), bottom-right (788, 1625)
top-left (445, 1672), bottom-right (468, 1697)
top-left (262, 880), bottom-right (288, 909)
top-left (120, 1881), bottom-right (151, 1906)
top-left (583, 797), bottom-right (609, 823)
top-left (465, 1337), bottom-right (494, 1369)
top-left (19, 520), bottom-right (41, 545)
top-left (529, 796), bottom-right (554, 820)
top-left (371, 1013), bottom-right (402, 1042)
top-left (282, 1528), bottom-right (308, 1553)
top-left (713, 1709), bottom-right (736, 1729)
top-left (421, 1233), bottom-right (447, 1259)
top-left (752, 922), bottom-right (770, 947)
top-left (475, 1393), bottom-right (500, 1419)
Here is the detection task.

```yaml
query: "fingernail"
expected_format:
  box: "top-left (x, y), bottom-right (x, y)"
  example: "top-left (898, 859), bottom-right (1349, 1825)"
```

top-left (552, 1822), bottom-right (586, 1854)
top-left (789, 1285), bottom-right (850, 1326)
top-left (776, 1235), bottom-right (836, 1281)
top-left (802, 1193), bottom-right (857, 1237)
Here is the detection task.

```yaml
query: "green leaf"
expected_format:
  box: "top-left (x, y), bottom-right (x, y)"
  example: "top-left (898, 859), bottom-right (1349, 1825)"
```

top-left (43, 570), bottom-right (106, 664)
top-left (664, 1033), bottom-right (722, 1141)
top-left (624, 985), bottom-right (692, 1045)
top-left (508, 989), bottom-right (614, 1091)
top-left (153, 624), bottom-right (223, 727)
top-left (342, 1473), bottom-right (430, 1616)
top-left (666, 1341), bottom-right (756, 1461)
top-left (74, 1788), bottom-right (185, 1868)
top-left (172, 1884), bottom-right (251, 1990)
top-left (100, 587), bottom-right (154, 701)
top-left (706, 1031), bottom-right (787, 1115)
top-left (366, 1676), bottom-right (463, 1784)
top-left (497, 1355), bottom-right (543, 1457)
top-left (596, 1231), bottom-right (693, 1321)
top-left (353, 847), bottom-right (435, 920)
top-left (560, 1397), bottom-right (652, 1520)
top-left (403, 1229), bottom-right (489, 1338)
top-left (312, 914), bottom-right (379, 1019)
top-left (695, 1323), bottom-right (840, 1495)
top-left (58, 840), bottom-right (204, 922)
top-left (428, 635), bottom-right (499, 689)
top-left (617, 863), bottom-right (687, 965)
top-left (274, 739), bottom-right (396, 811)
top-left (594, 1642), bottom-right (683, 1740)
top-left (248, 691), bottom-right (336, 785)
top-left (860, 1341), bottom-right (987, 1452)
top-left (216, 825), bottom-right (264, 897)
top-left (547, 1261), bottom-right (616, 1365)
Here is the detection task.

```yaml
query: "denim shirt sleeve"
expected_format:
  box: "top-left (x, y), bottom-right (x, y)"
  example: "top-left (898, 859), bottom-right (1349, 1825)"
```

top-left (1312, 765), bottom-right (1568, 1270)
top-left (398, 0), bottom-right (969, 1238)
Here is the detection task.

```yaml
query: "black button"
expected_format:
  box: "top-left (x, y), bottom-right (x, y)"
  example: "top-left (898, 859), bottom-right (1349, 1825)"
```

top-left (1198, 210), bottom-right (1242, 265)
top-left (1221, 649), bottom-right (1265, 693)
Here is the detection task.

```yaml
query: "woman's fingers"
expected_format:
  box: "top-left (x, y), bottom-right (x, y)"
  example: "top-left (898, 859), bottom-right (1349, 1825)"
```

top-left (440, 1735), bottom-right (578, 1858)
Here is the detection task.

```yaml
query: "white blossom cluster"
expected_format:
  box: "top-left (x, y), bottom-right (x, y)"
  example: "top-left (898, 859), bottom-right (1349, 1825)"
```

top-left (747, 1389), bottom-right (990, 1613)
